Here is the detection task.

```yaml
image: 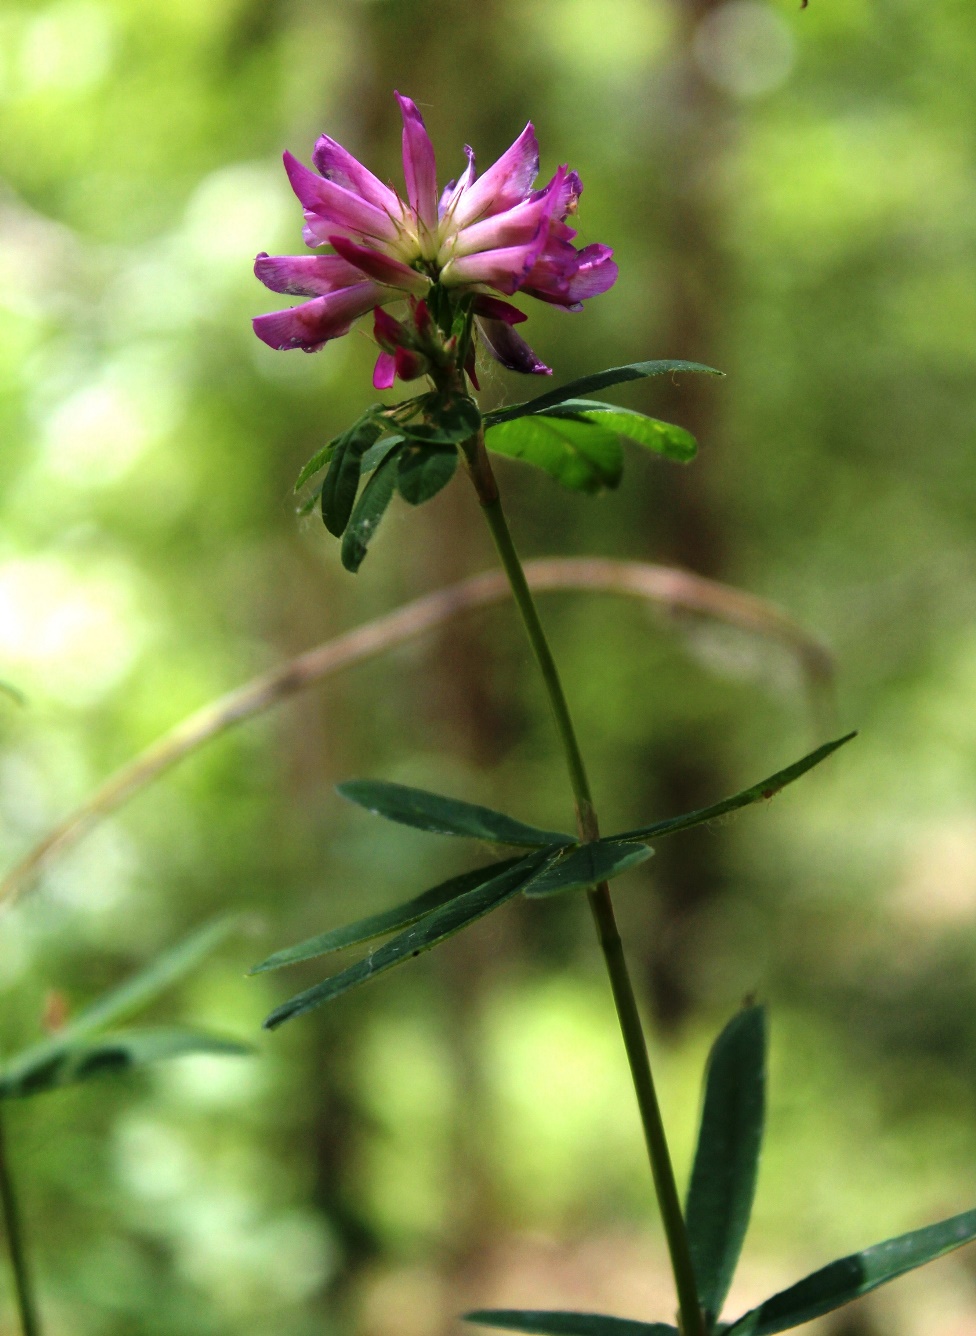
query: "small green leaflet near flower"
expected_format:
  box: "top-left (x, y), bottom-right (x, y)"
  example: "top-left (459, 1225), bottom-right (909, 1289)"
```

top-left (466, 1003), bottom-right (976, 1336)
top-left (257, 736), bottom-right (851, 1028)
top-left (0, 917), bottom-right (251, 1100)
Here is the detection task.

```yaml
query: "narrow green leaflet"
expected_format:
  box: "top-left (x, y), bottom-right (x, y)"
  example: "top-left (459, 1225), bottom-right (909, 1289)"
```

top-left (486, 415), bottom-right (623, 493)
top-left (264, 852), bottom-right (551, 1028)
top-left (341, 447), bottom-right (401, 573)
top-left (397, 444), bottom-right (458, 505)
top-left (726, 1208), bottom-right (976, 1336)
top-left (321, 418), bottom-right (383, 537)
top-left (295, 439), bottom-right (337, 492)
top-left (0, 1028), bottom-right (250, 1100)
top-left (521, 838), bottom-right (653, 898)
top-left (250, 856), bottom-right (524, 973)
top-left (360, 434), bottom-right (404, 475)
top-left (465, 1312), bottom-right (677, 1336)
top-left (545, 402), bottom-right (697, 463)
top-left (0, 917), bottom-right (240, 1098)
top-left (57, 916), bottom-right (239, 1041)
top-left (484, 360), bottom-right (722, 426)
top-left (686, 1006), bottom-right (767, 1324)
top-left (337, 779), bottom-right (574, 848)
top-left (614, 734), bottom-right (856, 844)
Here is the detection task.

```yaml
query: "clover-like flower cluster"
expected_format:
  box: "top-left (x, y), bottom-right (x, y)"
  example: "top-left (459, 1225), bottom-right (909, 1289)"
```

top-left (253, 93), bottom-right (617, 385)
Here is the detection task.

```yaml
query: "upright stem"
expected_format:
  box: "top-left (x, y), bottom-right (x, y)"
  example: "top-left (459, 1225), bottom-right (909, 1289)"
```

top-left (465, 432), bottom-right (705, 1336)
top-left (0, 1106), bottom-right (40, 1336)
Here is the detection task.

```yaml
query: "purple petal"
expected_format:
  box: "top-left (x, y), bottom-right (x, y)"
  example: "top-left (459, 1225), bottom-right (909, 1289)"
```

top-left (439, 146), bottom-right (475, 218)
top-left (395, 92), bottom-right (439, 234)
top-left (373, 351), bottom-right (396, 389)
top-left (472, 295), bottom-right (527, 325)
top-left (565, 244), bottom-right (618, 301)
top-left (328, 235), bottom-right (431, 294)
top-left (254, 252), bottom-right (363, 297)
top-left (450, 169), bottom-right (567, 260)
top-left (253, 282), bottom-right (383, 352)
top-left (312, 135), bottom-right (401, 214)
top-left (283, 152), bottom-right (399, 246)
top-left (476, 318), bottom-right (551, 376)
top-left (373, 305), bottom-right (409, 352)
top-left (532, 167), bottom-right (583, 221)
top-left (450, 123), bottom-right (539, 228)
top-left (440, 226), bottom-right (549, 295)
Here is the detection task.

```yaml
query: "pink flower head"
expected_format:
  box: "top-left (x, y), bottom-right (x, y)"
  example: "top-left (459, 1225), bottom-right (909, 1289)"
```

top-left (253, 93), bottom-right (617, 384)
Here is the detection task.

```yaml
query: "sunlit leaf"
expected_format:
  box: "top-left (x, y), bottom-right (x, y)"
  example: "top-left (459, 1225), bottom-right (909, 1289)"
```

top-left (337, 779), bottom-right (574, 848)
top-left (341, 448), bottom-right (401, 572)
top-left (264, 852), bottom-right (551, 1027)
top-left (250, 856), bottom-right (524, 973)
top-left (614, 734), bottom-right (855, 843)
top-left (485, 360), bottom-right (722, 426)
top-left (726, 1209), bottom-right (976, 1336)
top-left (686, 1006), bottom-right (767, 1324)
top-left (486, 415), bottom-right (623, 493)
top-left (465, 1311), bottom-right (677, 1336)
top-left (521, 838), bottom-right (653, 898)
top-left (547, 402), bottom-right (697, 463)
top-left (397, 444), bottom-right (458, 505)
top-left (0, 1028), bottom-right (250, 1100)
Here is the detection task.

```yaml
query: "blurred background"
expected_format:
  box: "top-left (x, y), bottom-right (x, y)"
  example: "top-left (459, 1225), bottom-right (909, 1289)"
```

top-left (1, 0), bottom-right (976, 1332)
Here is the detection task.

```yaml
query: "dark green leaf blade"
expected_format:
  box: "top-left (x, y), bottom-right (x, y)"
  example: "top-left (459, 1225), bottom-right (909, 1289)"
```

top-left (484, 360), bottom-right (723, 426)
top-left (264, 852), bottom-right (551, 1028)
top-left (341, 447), bottom-right (401, 572)
top-left (397, 445), bottom-right (458, 505)
top-left (521, 838), bottom-right (653, 898)
top-left (614, 733), bottom-right (856, 843)
top-left (250, 856), bottom-right (524, 973)
top-left (686, 1006), bottom-right (768, 1324)
top-left (465, 1312), bottom-right (677, 1336)
top-left (486, 416), bottom-right (623, 493)
top-left (401, 396), bottom-right (481, 445)
top-left (361, 434), bottom-right (404, 475)
top-left (0, 1027), bottom-right (251, 1100)
top-left (726, 1209), bottom-right (976, 1336)
top-left (337, 779), bottom-right (574, 848)
top-left (321, 418), bottom-right (383, 537)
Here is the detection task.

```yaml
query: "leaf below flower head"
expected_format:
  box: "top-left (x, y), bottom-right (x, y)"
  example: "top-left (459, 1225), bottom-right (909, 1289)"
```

top-left (397, 445), bottom-right (458, 506)
top-left (321, 416), bottom-right (384, 537)
top-left (341, 447), bottom-right (402, 572)
top-left (484, 360), bottom-right (723, 427)
top-left (485, 414), bottom-right (623, 493)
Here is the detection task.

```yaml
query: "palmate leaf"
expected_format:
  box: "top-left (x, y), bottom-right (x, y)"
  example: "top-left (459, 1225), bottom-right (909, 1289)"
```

top-left (264, 851), bottom-right (552, 1028)
top-left (521, 837), bottom-right (653, 898)
top-left (615, 734), bottom-right (856, 844)
top-left (485, 415), bottom-right (624, 493)
top-left (686, 1006), bottom-right (767, 1324)
top-left (337, 779), bottom-right (574, 848)
top-left (465, 1313), bottom-right (676, 1336)
top-left (250, 856), bottom-right (525, 973)
top-left (484, 360), bottom-right (723, 426)
top-left (726, 1208), bottom-right (976, 1336)
top-left (0, 1028), bottom-right (250, 1100)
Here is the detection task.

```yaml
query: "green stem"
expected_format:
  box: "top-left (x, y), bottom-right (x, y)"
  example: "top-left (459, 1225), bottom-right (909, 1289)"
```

top-left (0, 1106), bottom-right (40, 1336)
top-left (466, 432), bottom-right (705, 1336)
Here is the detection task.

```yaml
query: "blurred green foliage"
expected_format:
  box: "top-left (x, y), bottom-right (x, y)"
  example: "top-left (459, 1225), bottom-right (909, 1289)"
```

top-left (2, 0), bottom-right (976, 1333)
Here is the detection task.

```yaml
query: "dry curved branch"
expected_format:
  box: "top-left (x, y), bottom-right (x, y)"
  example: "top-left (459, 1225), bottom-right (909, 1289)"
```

top-left (0, 558), bottom-right (834, 910)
